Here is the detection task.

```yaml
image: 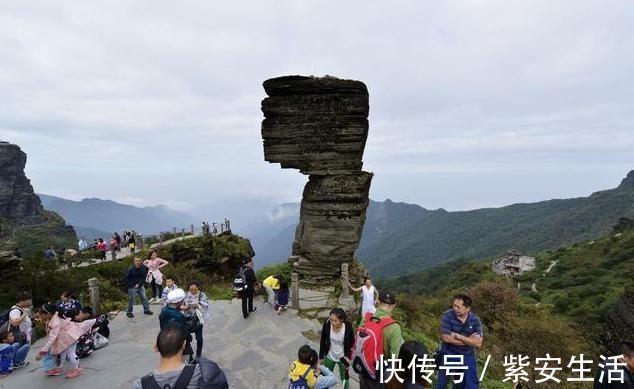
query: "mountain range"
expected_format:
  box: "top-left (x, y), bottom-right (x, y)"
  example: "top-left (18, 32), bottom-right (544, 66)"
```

top-left (38, 171), bottom-right (634, 277)
top-left (38, 194), bottom-right (197, 238)
top-left (246, 170), bottom-right (634, 277)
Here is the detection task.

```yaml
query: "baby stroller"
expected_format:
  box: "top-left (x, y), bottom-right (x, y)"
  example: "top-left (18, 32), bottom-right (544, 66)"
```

top-left (75, 332), bottom-right (95, 359)
top-left (76, 315), bottom-right (109, 358)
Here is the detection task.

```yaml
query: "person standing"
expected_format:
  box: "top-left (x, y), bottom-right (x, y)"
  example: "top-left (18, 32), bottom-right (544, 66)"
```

top-left (128, 232), bottom-right (136, 254)
top-left (159, 288), bottom-right (194, 361)
top-left (319, 308), bottom-right (354, 389)
top-left (239, 258), bottom-right (258, 319)
top-left (358, 290), bottom-right (404, 389)
top-left (436, 294), bottom-right (483, 389)
top-left (349, 277), bottom-right (378, 318)
top-left (114, 232), bottom-right (122, 252)
top-left (161, 277), bottom-right (178, 306)
top-left (125, 257), bottom-right (153, 318)
top-left (144, 250), bottom-right (169, 304)
top-left (183, 282), bottom-right (209, 360)
top-left (78, 237), bottom-right (88, 251)
top-left (35, 303), bottom-right (96, 379)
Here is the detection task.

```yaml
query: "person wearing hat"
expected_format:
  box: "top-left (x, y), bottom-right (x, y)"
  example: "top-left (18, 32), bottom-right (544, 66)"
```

top-left (159, 288), bottom-right (187, 330)
top-left (359, 290), bottom-right (404, 389)
top-left (159, 288), bottom-right (195, 362)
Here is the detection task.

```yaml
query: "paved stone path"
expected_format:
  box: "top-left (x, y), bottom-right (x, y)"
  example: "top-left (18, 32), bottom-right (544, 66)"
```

top-left (0, 298), bottom-right (360, 389)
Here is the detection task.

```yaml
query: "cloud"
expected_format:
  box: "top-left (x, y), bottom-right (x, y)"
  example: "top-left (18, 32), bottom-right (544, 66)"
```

top-left (1, 0), bottom-right (633, 215)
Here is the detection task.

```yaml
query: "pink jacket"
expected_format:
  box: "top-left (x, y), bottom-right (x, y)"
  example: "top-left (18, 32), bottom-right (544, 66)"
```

top-left (41, 314), bottom-right (96, 354)
top-left (143, 257), bottom-right (169, 285)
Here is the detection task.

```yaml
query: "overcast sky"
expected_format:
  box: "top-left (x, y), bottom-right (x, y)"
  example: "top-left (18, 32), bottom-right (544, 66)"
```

top-left (1, 1), bottom-right (633, 214)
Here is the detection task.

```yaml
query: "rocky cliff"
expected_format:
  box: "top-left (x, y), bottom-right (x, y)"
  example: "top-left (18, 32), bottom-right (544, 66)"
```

top-left (0, 141), bottom-right (44, 223)
top-left (0, 141), bottom-right (76, 257)
top-left (261, 76), bottom-right (372, 285)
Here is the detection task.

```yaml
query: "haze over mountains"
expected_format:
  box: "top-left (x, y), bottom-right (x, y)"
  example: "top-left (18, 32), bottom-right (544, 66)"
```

top-left (39, 170), bottom-right (634, 276)
top-left (39, 194), bottom-right (197, 239)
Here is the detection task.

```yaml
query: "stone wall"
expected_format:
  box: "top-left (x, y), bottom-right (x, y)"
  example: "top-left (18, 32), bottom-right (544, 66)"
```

top-left (261, 75), bottom-right (373, 285)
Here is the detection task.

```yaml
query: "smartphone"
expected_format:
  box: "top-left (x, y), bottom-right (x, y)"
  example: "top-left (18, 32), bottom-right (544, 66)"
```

top-left (340, 357), bottom-right (350, 368)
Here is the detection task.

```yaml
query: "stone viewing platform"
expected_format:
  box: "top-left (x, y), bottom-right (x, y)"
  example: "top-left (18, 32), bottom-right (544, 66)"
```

top-left (1, 299), bottom-right (362, 389)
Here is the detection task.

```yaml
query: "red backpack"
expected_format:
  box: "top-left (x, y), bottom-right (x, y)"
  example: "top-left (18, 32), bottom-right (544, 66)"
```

top-left (351, 312), bottom-right (397, 381)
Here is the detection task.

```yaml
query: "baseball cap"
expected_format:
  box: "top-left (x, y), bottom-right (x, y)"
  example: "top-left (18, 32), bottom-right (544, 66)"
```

top-left (379, 290), bottom-right (396, 305)
top-left (166, 288), bottom-right (186, 304)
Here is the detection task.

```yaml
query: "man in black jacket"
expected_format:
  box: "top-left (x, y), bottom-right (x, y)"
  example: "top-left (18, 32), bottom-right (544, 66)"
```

top-left (240, 258), bottom-right (258, 319)
top-left (125, 257), bottom-right (153, 318)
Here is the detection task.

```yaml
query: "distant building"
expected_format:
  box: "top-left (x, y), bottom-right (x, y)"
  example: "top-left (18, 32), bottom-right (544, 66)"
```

top-left (492, 249), bottom-right (536, 275)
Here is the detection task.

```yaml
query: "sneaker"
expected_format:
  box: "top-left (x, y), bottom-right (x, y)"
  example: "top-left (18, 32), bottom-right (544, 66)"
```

top-left (143, 310), bottom-right (154, 315)
top-left (46, 367), bottom-right (63, 376)
top-left (126, 312), bottom-right (134, 318)
top-left (249, 307), bottom-right (257, 313)
top-left (12, 361), bottom-right (29, 370)
top-left (65, 368), bottom-right (83, 379)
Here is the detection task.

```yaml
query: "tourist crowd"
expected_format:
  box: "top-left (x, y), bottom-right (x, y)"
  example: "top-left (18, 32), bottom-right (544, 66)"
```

top-left (3, 256), bottom-right (633, 389)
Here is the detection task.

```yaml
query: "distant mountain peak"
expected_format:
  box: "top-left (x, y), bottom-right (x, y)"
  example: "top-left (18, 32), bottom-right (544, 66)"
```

top-left (619, 170), bottom-right (634, 188)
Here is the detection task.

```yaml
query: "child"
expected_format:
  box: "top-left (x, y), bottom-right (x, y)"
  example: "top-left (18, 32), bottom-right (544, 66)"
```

top-left (275, 280), bottom-right (290, 315)
top-left (289, 345), bottom-right (337, 389)
top-left (0, 322), bottom-right (30, 376)
top-left (35, 303), bottom-right (96, 378)
top-left (161, 277), bottom-right (178, 306)
top-left (144, 251), bottom-right (169, 304)
top-left (58, 291), bottom-right (82, 317)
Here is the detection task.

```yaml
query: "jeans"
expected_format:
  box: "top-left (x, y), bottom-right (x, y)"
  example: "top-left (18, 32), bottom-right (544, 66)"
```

top-left (127, 287), bottom-right (150, 313)
top-left (11, 343), bottom-right (30, 365)
top-left (435, 352), bottom-right (479, 389)
top-left (193, 324), bottom-right (204, 358)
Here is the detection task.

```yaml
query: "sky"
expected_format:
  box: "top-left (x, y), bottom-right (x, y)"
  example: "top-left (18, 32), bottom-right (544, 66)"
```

top-left (1, 1), bottom-right (633, 215)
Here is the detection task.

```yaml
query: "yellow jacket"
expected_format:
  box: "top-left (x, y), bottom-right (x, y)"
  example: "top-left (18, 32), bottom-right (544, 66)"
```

top-left (288, 360), bottom-right (317, 388)
top-left (262, 276), bottom-right (280, 289)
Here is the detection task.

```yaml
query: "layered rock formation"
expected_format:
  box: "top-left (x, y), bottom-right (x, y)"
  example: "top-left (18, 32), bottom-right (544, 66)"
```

top-left (0, 141), bottom-right (44, 223)
top-left (261, 76), bottom-right (372, 284)
top-left (0, 141), bottom-right (76, 257)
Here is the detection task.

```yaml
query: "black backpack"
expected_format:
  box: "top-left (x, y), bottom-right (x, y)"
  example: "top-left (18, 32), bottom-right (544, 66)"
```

top-left (0, 309), bottom-right (11, 329)
top-left (141, 357), bottom-right (228, 389)
top-left (233, 266), bottom-right (247, 292)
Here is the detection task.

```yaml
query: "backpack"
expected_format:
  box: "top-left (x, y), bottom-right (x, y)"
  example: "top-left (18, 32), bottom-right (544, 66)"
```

top-left (351, 312), bottom-right (397, 381)
top-left (233, 266), bottom-right (247, 292)
top-left (141, 357), bottom-right (228, 389)
top-left (0, 309), bottom-right (11, 329)
top-left (288, 366), bottom-right (312, 389)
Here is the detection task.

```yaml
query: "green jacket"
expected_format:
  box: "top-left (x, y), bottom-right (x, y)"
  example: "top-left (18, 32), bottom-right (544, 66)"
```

top-left (360, 308), bottom-right (404, 358)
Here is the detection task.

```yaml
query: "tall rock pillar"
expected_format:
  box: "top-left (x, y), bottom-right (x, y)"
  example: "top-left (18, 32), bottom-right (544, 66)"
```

top-left (261, 76), bottom-right (373, 285)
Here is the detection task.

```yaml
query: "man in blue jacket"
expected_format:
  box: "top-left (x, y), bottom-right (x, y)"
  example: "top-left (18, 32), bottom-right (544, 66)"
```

top-left (125, 257), bottom-right (153, 318)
